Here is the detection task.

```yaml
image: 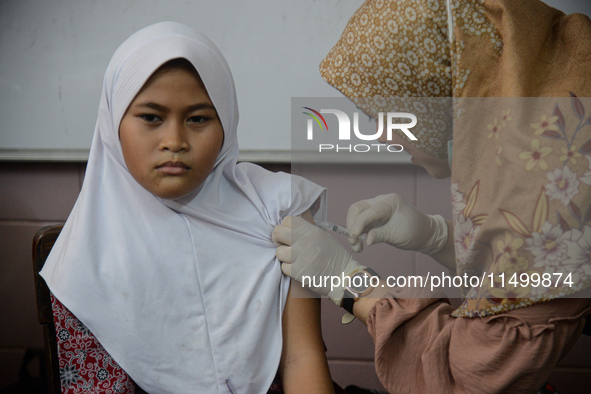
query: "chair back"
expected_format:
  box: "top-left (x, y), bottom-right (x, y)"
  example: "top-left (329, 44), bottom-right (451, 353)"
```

top-left (32, 224), bottom-right (63, 394)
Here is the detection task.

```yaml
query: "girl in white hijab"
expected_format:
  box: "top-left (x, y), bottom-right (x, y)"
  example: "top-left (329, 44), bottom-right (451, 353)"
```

top-left (41, 21), bottom-right (335, 394)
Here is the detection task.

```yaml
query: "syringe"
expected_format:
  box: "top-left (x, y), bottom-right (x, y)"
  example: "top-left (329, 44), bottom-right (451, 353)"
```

top-left (314, 220), bottom-right (367, 242)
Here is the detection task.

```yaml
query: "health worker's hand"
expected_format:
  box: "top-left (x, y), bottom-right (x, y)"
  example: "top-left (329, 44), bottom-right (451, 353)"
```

top-left (273, 216), bottom-right (365, 306)
top-left (347, 194), bottom-right (447, 255)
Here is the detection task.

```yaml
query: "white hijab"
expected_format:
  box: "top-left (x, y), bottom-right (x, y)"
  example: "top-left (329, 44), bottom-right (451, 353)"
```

top-left (41, 21), bottom-right (326, 394)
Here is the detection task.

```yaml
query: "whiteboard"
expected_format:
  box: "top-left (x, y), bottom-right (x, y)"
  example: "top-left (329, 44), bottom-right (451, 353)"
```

top-left (1, 0), bottom-right (589, 162)
top-left (0, 0), bottom-right (364, 161)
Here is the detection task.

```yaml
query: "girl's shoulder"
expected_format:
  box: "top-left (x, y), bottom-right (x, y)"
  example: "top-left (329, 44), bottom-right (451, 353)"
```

top-left (234, 162), bottom-right (326, 219)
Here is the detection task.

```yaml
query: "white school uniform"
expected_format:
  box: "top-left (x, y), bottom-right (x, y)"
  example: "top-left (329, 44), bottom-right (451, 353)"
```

top-left (41, 21), bottom-right (326, 394)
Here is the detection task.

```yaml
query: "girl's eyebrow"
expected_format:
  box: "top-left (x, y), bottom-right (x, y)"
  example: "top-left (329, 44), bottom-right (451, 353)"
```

top-left (134, 102), bottom-right (216, 112)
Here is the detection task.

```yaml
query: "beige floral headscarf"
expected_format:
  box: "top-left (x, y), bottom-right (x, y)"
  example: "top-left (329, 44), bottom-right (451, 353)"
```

top-left (321, 0), bottom-right (591, 317)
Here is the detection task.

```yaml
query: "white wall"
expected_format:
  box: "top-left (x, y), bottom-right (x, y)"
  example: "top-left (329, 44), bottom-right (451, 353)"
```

top-left (1, 0), bottom-right (589, 161)
top-left (0, 0), bottom-right (363, 160)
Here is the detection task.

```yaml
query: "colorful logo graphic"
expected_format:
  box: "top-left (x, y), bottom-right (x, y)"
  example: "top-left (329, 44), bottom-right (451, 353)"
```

top-left (301, 105), bottom-right (417, 154)
top-left (302, 107), bottom-right (328, 139)
top-left (303, 107), bottom-right (417, 141)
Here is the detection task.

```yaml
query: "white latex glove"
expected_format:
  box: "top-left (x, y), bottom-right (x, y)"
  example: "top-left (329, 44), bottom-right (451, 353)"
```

top-left (273, 216), bottom-right (365, 306)
top-left (346, 193), bottom-right (448, 254)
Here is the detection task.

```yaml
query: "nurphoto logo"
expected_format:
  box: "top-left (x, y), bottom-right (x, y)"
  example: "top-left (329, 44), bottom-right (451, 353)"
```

top-left (302, 107), bottom-right (418, 153)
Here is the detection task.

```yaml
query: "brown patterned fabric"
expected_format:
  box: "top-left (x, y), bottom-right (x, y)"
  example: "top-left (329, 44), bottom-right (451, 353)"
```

top-left (320, 0), bottom-right (591, 316)
top-left (319, 0), bottom-right (453, 160)
top-left (449, 0), bottom-right (591, 316)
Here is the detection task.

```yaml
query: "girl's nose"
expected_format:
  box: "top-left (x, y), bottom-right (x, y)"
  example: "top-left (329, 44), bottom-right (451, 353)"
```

top-left (159, 123), bottom-right (189, 152)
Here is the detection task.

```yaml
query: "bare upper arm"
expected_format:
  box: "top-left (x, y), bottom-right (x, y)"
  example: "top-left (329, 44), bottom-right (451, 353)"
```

top-left (278, 210), bottom-right (334, 393)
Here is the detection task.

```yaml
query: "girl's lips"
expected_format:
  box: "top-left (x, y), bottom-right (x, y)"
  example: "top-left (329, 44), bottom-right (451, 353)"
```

top-left (156, 161), bottom-right (190, 175)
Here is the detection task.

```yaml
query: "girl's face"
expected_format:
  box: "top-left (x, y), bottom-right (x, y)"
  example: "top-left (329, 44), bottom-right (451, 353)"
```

top-left (120, 64), bottom-right (224, 199)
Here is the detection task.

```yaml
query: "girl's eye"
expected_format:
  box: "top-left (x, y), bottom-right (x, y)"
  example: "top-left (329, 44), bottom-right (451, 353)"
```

top-left (188, 116), bottom-right (208, 124)
top-left (139, 114), bottom-right (162, 123)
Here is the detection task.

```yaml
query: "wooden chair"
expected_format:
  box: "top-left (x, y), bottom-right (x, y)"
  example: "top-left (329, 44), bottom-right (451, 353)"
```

top-left (32, 224), bottom-right (63, 394)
